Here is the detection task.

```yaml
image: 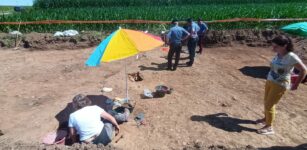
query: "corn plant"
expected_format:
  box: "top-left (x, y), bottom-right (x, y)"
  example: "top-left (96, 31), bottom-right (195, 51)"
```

top-left (1, 3), bottom-right (307, 32)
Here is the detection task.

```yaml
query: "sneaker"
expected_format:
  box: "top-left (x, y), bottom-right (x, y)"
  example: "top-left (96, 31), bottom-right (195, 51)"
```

top-left (255, 118), bottom-right (266, 126)
top-left (186, 62), bottom-right (193, 67)
top-left (257, 126), bottom-right (274, 135)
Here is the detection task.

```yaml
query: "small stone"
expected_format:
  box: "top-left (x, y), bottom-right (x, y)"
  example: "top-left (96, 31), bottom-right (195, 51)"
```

top-left (221, 103), bottom-right (227, 107)
top-left (231, 96), bottom-right (238, 101)
top-left (0, 130), bottom-right (4, 136)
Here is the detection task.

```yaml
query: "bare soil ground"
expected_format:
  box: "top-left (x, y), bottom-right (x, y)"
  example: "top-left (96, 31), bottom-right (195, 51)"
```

top-left (0, 43), bottom-right (306, 150)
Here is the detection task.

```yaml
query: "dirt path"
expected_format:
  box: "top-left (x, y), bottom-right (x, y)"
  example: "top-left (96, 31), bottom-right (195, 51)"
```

top-left (0, 46), bottom-right (306, 149)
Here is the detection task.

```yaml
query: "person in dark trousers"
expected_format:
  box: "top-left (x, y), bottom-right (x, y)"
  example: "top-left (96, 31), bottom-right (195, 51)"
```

top-left (166, 19), bottom-right (190, 71)
top-left (197, 18), bottom-right (208, 54)
top-left (186, 18), bottom-right (200, 66)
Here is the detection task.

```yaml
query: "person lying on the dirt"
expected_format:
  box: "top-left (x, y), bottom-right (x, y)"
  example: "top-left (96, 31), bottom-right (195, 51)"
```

top-left (256, 35), bottom-right (307, 135)
top-left (68, 94), bottom-right (130, 145)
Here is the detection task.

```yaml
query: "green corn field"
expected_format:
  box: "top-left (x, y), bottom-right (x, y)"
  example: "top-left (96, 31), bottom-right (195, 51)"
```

top-left (1, 1), bottom-right (307, 33)
top-left (33, 0), bottom-right (306, 8)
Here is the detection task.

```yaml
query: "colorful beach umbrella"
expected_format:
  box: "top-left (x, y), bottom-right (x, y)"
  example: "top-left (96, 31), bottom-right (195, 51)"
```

top-left (85, 28), bottom-right (164, 99)
top-left (281, 22), bottom-right (307, 37)
top-left (86, 28), bottom-right (164, 66)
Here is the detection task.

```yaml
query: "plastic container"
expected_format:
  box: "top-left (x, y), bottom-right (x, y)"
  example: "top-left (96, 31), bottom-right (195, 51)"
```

top-left (291, 74), bottom-right (299, 84)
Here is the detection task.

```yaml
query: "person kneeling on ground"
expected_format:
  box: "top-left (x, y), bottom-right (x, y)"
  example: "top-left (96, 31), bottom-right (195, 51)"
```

top-left (68, 94), bottom-right (130, 145)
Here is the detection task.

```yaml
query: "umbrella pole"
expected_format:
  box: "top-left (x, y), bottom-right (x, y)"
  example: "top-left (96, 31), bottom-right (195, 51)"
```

top-left (125, 59), bottom-right (129, 99)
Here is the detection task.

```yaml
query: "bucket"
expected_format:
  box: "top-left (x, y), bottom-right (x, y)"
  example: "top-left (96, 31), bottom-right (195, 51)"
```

top-left (291, 74), bottom-right (299, 84)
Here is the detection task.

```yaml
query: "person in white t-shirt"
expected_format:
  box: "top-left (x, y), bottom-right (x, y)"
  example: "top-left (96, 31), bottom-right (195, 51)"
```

top-left (256, 35), bottom-right (307, 135)
top-left (68, 94), bottom-right (129, 145)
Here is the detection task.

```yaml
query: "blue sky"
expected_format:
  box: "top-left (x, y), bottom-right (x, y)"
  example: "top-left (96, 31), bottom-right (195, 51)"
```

top-left (0, 0), bottom-right (34, 6)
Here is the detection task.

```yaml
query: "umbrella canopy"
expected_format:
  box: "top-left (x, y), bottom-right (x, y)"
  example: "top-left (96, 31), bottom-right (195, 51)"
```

top-left (281, 22), bottom-right (307, 37)
top-left (86, 28), bottom-right (164, 66)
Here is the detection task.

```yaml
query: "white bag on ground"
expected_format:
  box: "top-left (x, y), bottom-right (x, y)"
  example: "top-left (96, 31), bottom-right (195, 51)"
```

top-left (63, 30), bottom-right (79, 37)
top-left (54, 31), bottom-right (64, 37)
top-left (9, 31), bottom-right (22, 36)
top-left (53, 30), bottom-right (79, 37)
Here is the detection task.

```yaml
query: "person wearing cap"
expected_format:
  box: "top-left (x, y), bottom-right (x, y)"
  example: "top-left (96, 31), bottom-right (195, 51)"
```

top-left (197, 18), bottom-right (208, 54)
top-left (166, 19), bottom-right (190, 71)
top-left (68, 94), bottom-right (130, 145)
top-left (186, 18), bottom-right (200, 66)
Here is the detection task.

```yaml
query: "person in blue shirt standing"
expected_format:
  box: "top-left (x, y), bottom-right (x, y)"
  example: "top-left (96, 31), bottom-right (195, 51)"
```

top-left (186, 18), bottom-right (200, 66)
top-left (166, 19), bottom-right (190, 71)
top-left (197, 18), bottom-right (209, 54)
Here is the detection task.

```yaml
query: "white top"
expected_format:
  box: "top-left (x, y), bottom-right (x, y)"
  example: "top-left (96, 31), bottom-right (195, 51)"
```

top-left (267, 52), bottom-right (302, 89)
top-left (68, 105), bottom-right (105, 141)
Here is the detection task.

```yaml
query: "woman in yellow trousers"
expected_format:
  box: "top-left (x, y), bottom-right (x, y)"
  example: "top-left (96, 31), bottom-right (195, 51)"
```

top-left (256, 35), bottom-right (307, 135)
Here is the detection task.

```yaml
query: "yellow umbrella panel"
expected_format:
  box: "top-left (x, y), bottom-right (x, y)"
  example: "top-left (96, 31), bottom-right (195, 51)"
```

top-left (86, 28), bottom-right (164, 66)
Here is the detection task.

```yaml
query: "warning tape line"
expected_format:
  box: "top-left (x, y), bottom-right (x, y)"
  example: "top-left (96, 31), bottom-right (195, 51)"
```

top-left (1, 18), bottom-right (307, 25)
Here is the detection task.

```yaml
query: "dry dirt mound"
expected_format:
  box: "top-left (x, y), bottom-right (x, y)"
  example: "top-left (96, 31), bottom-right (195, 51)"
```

top-left (1, 29), bottom-right (306, 63)
top-left (204, 29), bottom-right (280, 47)
top-left (0, 31), bottom-right (104, 50)
top-left (0, 29), bottom-right (288, 50)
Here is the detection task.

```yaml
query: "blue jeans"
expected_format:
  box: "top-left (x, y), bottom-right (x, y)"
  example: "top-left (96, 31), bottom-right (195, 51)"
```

top-left (187, 37), bottom-right (198, 65)
top-left (93, 121), bottom-right (114, 145)
top-left (93, 110), bottom-right (129, 145)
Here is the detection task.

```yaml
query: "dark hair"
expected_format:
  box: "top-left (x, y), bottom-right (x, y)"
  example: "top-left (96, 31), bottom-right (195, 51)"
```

top-left (272, 35), bottom-right (294, 52)
top-left (72, 94), bottom-right (92, 110)
top-left (198, 18), bottom-right (202, 22)
top-left (171, 19), bottom-right (178, 24)
top-left (187, 18), bottom-right (193, 23)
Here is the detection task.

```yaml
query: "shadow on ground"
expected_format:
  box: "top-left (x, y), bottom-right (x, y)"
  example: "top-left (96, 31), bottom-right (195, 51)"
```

top-left (160, 56), bottom-right (190, 61)
top-left (190, 113), bottom-right (257, 133)
top-left (139, 62), bottom-right (189, 71)
top-left (239, 66), bottom-right (270, 79)
top-left (259, 143), bottom-right (307, 150)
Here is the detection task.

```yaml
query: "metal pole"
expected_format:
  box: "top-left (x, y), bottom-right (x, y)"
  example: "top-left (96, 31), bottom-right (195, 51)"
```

top-left (125, 59), bottom-right (128, 99)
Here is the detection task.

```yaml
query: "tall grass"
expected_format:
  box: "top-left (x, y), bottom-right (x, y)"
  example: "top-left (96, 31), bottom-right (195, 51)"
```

top-left (1, 3), bottom-right (307, 32)
top-left (34, 0), bottom-right (306, 8)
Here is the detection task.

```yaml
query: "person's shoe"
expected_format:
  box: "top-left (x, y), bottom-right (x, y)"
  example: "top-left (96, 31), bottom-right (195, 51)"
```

top-left (257, 126), bottom-right (274, 135)
top-left (255, 118), bottom-right (266, 126)
top-left (186, 62), bottom-right (193, 67)
top-left (166, 67), bottom-right (172, 71)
